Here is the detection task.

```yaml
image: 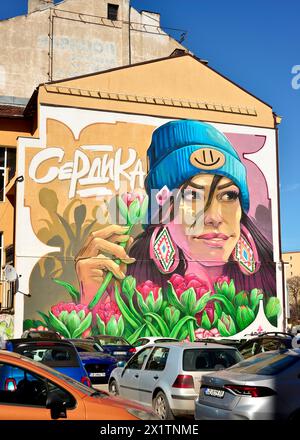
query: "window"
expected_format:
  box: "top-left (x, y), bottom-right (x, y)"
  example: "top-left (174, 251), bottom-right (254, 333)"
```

top-left (0, 147), bottom-right (16, 202)
top-left (0, 362), bottom-right (76, 408)
top-left (145, 347), bottom-right (169, 371)
top-left (0, 238), bottom-right (15, 311)
top-left (126, 347), bottom-right (152, 370)
top-left (183, 349), bottom-right (242, 371)
top-left (107, 3), bottom-right (119, 21)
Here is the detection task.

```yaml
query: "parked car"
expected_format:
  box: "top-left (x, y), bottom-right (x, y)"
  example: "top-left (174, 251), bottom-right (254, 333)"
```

top-left (6, 339), bottom-right (91, 386)
top-left (238, 332), bottom-right (293, 359)
top-left (134, 337), bottom-right (179, 352)
top-left (21, 330), bottom-right (61, 340)
top-left (89, 335), bottom-right (136, 361)
top-left (195, 349), bottom-right (300, 420)
top-left (68, 339), bottom-right (118, 384)
top-left (0, 350), bottom-right (158, 420)
top-left (108, 342), bottom-right (243, 419)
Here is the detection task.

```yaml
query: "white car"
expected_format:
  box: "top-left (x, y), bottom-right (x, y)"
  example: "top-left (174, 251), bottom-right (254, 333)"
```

top-left (133, 337), bottom-right (179, 352)
top-left (108, 342), bottom-right (243, 419)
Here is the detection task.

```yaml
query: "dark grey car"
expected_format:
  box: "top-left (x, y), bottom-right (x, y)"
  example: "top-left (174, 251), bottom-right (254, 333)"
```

top-left (195, 349), bottom-right (300, 420)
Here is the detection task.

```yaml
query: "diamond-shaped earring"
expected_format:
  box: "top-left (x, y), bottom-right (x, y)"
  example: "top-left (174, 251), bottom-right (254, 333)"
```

top-left (232, 225), bottom-right (260, 275)
top-left (150, 226), bottom-right (179, 274)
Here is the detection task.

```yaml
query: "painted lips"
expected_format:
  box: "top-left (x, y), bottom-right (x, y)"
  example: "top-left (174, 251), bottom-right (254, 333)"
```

top-left (195, 232), bottom-right (229, 248)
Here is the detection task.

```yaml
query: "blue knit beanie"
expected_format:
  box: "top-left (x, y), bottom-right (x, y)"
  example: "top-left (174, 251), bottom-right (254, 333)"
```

top-left (145, 120), bottom-right (249, 216)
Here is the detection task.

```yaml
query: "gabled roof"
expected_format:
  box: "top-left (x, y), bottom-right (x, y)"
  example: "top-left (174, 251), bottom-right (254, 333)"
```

top-left (29, 52), bottom-right (276, 128)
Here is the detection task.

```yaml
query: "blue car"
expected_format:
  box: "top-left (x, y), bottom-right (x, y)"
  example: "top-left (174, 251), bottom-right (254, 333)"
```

top-left (5, 339), bottom-right (91, 387)
top-left (88, 335), bottom-right (136, 362)
top-left (68, 339), bottom-right (118, 384)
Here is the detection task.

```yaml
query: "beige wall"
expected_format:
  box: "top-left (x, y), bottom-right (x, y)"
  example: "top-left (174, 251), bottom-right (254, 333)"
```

top-left (0, 0), bottom-right (185, 101)
top-left (283, 252), bottom-right (300, 279)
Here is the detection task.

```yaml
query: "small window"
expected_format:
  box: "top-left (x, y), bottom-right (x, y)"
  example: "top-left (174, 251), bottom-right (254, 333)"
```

top-left (126, 347), bottom-right (152, 370)
top-left (107, 3), bottom-right (119, 21)
top-left (145, 347), bottom-right (169, 371)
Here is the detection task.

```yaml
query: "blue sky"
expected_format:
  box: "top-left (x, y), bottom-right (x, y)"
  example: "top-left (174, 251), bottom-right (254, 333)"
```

top-left (1, 1), bottom-right (299, 252)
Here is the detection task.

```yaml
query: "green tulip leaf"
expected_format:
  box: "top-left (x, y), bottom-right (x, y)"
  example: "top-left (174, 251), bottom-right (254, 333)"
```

top-left (194, 291), bottom-right (212, 314)
top-left (143, 312), bottom-right (170, 337)
top-left (127, 324), bottom-right (147, 345)
top-left (236, 306), bottom-right (255, 331)
top-left (136, 291), bottom-right (150, 315)
top-left (117, 196), bottom-right (129, 223)
top-left (145, 320), bottom-right (162, 337)
top-left (117, 316), bottom-right (125, 336)
top-left (53, 279), bottom-right (80, 303)
top-left (72, 312), bottom-right (92, 339)
top-left (170, 316), bottom-right (197, 339)
top-left (265, 297), bottom-right (281, 319)
top-left (139, 195), bottom-right (149, 223)
top-left (166, 282), bottom-right (185, 313)
top-left (48, 312), bottom-right (71, 338)
top-left (217, 319), bottom-right (231, 337)
top-left (107, 316), bottom-right (118, 336)
top-left (67, 310), bottom-right (81, 335)
top-left (201, 310), bottom-right (212, 330)
top-left (128, 199), bottom-right (140, 225)
top-left (96, 315), bottom-right (106, 335)
top-left (115, 284), bottom-right (142, 329)
top-left (208, 294), bottom-right (236, 318)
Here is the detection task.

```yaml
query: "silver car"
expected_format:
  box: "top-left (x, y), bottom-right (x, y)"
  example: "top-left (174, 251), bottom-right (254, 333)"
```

top-left (108, 342), bottom-right (242, 419)
top-left (195, 349), bottom-right (300, 420)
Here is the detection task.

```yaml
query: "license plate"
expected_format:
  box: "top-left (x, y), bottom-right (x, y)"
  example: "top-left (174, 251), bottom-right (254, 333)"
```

top-left (204, 388), bottom-right (225, 398)
top-left (90, 372), bottom-right (106, 377)
top-left (113, 351), bottom-right (126, 355)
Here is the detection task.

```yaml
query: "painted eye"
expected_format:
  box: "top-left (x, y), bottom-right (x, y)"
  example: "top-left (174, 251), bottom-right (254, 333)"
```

top-left (219, 191), bottom-right (239, 202)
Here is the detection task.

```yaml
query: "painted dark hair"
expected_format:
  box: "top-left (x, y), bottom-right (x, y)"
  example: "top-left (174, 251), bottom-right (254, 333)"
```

top-left (128, 175), bottom-right (276, 297)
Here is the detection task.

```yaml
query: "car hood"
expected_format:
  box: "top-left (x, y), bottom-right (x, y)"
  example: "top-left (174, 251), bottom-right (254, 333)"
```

top-left (78, 352), bottom-right (116, 363)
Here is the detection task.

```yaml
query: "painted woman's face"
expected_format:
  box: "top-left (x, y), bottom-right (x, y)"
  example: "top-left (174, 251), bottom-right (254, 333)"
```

top-left (167, 174), bottom-right (242, 264)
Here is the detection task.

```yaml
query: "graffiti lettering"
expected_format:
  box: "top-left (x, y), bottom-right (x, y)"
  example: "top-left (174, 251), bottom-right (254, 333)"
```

top-left (29, 146), bottom-right (146, 198)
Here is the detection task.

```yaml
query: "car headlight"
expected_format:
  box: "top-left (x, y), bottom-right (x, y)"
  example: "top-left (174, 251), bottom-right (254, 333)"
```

top-left (127, 408), bottom-right (160, 420)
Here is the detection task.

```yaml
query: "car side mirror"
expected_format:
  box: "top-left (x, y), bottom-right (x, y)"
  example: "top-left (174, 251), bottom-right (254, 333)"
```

top-left (117, 361), bottom-right (126, 368)
top-left (46, 390), bottom-right (67, 420)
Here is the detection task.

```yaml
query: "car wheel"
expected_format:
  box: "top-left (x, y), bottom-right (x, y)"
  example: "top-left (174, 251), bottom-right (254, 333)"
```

top-left (153, 391), bottom-right (174, 420)
top-left (109, 379), bottom-right (119, 396)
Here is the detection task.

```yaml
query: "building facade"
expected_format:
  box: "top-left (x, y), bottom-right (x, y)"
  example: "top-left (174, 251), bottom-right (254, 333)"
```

top-left (0, 53), bottom-right (285, 340)
top-left (0, 0), bottom-right (187, 104)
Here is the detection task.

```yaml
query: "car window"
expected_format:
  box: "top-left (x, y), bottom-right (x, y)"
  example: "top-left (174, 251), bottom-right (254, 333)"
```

top-left (72, 341), bottom-right (103, 353)
top-left (239, 340), bottom-right (260, 359)
top-left (154, 339), bottom-right (178, 344)
top-left (183, 349), bottom-right (242, 371)
top-left (13, 344), bottom-right (79, 368)
top-left (259, 338), bottom-right (288, 353)
top-left (126, 347), bottom-right (152, 370)
top-left (97, 337), bottom-right (129, 345)
top-left (0, 362), bottom-right (76, 408)
top-left (145, 347), bottom-right (169, 371)
top-left (134, 339), bottom-right (149, 347)
top-left (228, 352), bottom-right (300, 375)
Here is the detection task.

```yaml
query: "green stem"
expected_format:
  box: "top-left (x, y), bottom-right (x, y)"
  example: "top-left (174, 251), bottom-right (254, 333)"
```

top-left (188, 320), bottom-right (195, 342)
top-left (88, 224), bottom-right (133, 310)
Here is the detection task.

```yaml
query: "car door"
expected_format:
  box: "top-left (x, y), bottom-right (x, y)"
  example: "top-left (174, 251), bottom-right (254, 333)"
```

top-left (138, 347), bottom-right (170, 406)
top-left (0, 361), bottom-right (85, 420)
top-left (118, 347), bottom-right (152, 402)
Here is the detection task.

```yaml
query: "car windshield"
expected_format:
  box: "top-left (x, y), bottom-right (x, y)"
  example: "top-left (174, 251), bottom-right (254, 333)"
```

top-left (13, 343), bottom-right (79, 367)
top-left (183, 349), bottom-right (243, 371)
top-left (71, 341), bottom-right (104, 353)
top-left (97, 337), bottom-right (129, 345)
top-left (228, 351), bottom-right (300, 375)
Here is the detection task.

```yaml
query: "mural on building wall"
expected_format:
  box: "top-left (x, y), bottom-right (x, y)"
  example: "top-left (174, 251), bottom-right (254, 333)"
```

top-left (22, 116), bottom-right (281, 342)
top-left (0, 314), bottom-right (14, 341)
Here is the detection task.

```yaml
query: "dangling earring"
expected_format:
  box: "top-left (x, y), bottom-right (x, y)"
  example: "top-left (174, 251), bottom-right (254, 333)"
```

top-left (232, 224), bottom-right (260, 275)
top-left (150, 226), bottom-right (179, 274)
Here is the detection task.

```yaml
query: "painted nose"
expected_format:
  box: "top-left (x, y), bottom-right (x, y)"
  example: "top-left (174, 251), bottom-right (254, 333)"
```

top-left (204, 200), bottom-right (223, 228)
